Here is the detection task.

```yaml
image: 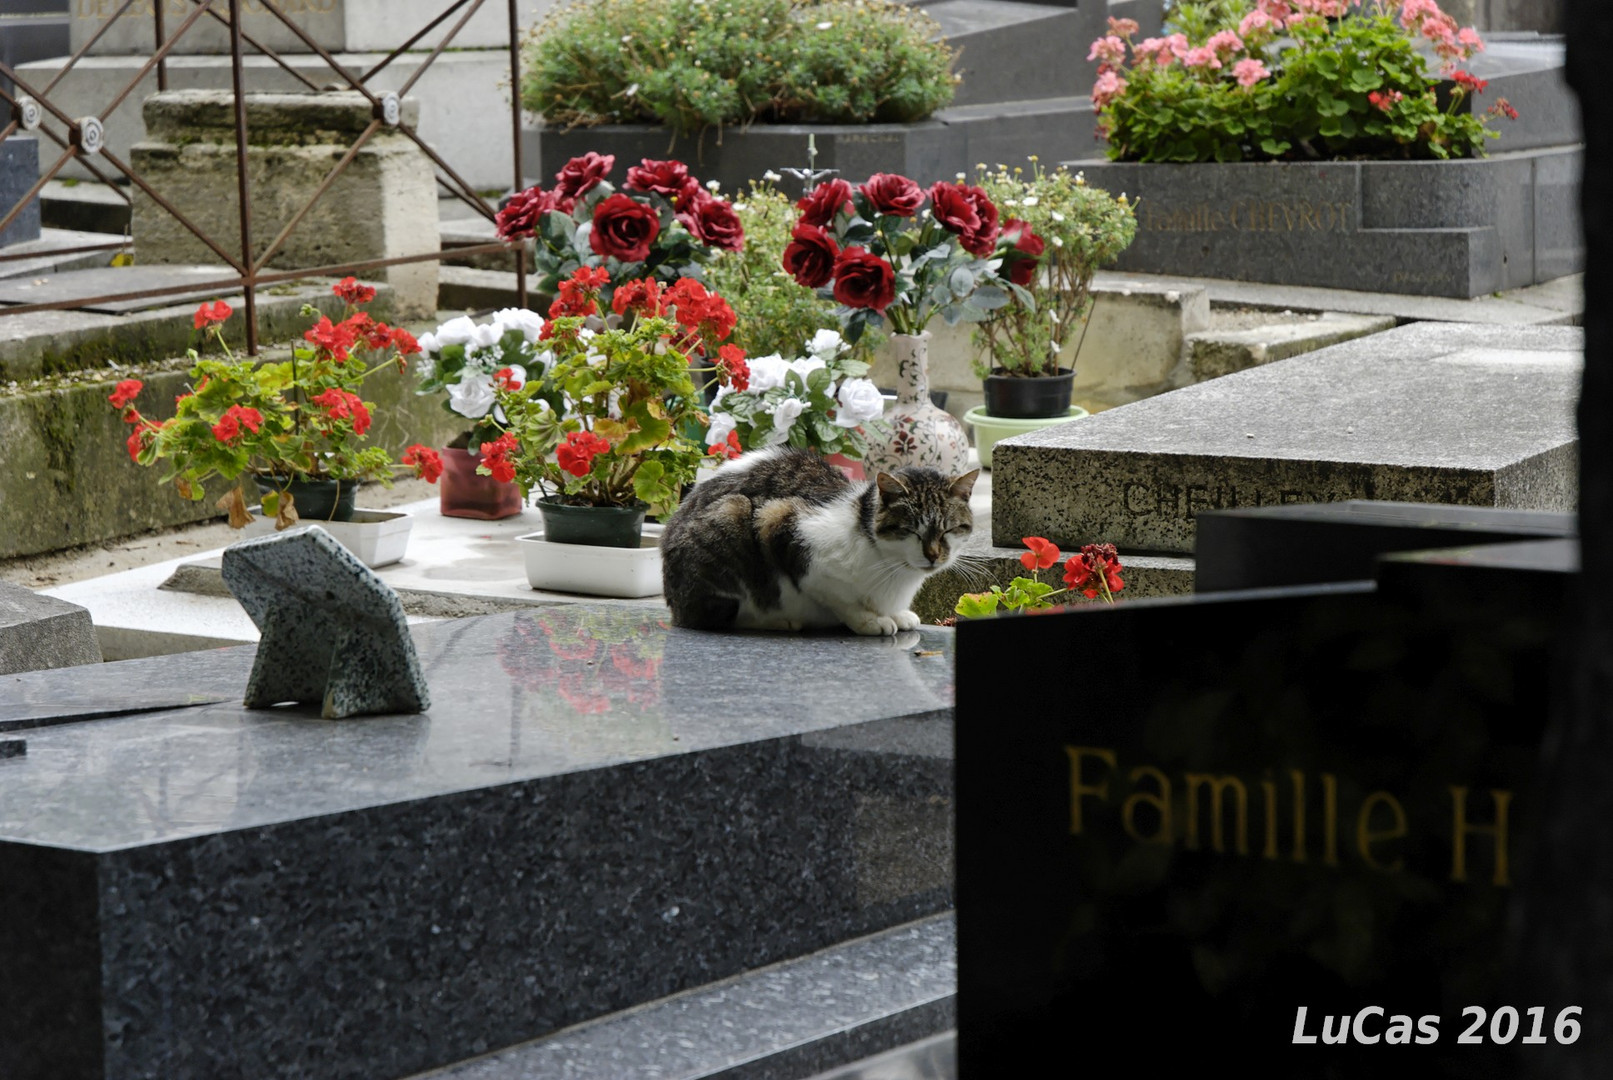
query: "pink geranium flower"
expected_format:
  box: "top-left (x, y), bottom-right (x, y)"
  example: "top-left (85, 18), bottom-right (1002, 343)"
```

top-left (1182, 46), bottom-right (1222, 70)
top-left (1207, 30), bottom-right (1245, 56)
top-left (1233, 58), bottom-right (1271, 87)
top-left (1091, 69), bottom-right (1129, 108)
top-left (1087, 35), bottom-right (1127, 64)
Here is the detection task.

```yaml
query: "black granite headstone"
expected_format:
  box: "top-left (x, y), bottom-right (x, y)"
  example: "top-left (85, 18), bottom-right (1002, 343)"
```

top-left (0, 135), bottom-right (41, 248)
top-left (956, 543), bottom-right (1572, 1076)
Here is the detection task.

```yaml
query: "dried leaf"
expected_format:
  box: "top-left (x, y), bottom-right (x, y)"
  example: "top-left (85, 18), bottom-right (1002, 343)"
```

top-left (176, 478), bottom-right (194, 500)
top-left (275, 490), bottom-right (299, 531)
top-left (215, 486), bottom-right (252, 529)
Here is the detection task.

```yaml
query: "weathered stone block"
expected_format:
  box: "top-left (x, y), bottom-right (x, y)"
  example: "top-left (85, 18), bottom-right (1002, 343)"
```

top-left (991, 323), bottom-right (1581, 553)
top-left (1075, 146), bottom-right (1583, 298)
top-left (130, 91), bottom-right (438, 317)
top-left (0, 581), bottom-right (101, 674)
top-left (0, 136), bottom-right (42, 248)
top-left (1179, 312), bottom-right (1397, 384)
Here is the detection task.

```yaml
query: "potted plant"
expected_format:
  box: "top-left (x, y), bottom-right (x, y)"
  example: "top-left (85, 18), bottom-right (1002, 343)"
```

top-left (964, 158), bottom-right (1137, 465)
top-left (488, 269), bottom-right (735, 593)
top-left (781, 171), bottom-right (1029, 475)
top-left (1075, 2), bottom-right (1553, 298)
top-left (413, 307), bottom-right (553, 519)
top-left (951, 536), bottom-right (1126, 620)
top-left (519, 0), bottom-right (958, 193)
top-left (110, 280), bottom-right (441, 565)
top-left (495, 151), bottom-right (743, 306)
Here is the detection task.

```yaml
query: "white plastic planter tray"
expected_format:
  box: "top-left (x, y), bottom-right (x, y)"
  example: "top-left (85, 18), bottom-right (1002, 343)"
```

top-left (517, 524), bottom-right (664, 599)
top-left (242, 509), bottom-right (414, 569)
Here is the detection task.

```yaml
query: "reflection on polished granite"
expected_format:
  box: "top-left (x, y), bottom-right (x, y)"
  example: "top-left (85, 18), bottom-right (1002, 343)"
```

top-left (0, 606), bottom-right (957, 1080)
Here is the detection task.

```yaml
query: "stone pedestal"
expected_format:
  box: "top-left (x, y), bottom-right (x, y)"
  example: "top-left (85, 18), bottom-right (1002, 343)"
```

top-left (129, 90), bottom-right (438, 317)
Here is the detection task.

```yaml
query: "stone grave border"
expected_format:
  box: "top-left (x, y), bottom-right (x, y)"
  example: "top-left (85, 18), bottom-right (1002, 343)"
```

top-left (0, 0), bottom-right (529, 353)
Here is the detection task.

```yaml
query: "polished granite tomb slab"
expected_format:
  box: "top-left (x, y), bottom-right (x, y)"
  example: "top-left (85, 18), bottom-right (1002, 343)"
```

top-left (0, 607), bottom-right (956, 1080)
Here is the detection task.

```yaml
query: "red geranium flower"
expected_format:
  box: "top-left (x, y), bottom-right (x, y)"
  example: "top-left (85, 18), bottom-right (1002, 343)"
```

top-left (708, 430), bottom-right (742, 461)
top-left (194, 300), bottom-right (233, 329)
top-left (126, 422), bottom-right (158, 463)
top-left (403, 444), bottom-right (444, 483)
top-left (1062, 542), bottom-right (1125, 599)
top-left (1020, 536), bottom-right (1060, 571)
top-left (390, 326), bottom-right (421, 358)
top-left (831, 247), bottom-right (896, 313)
top-left (556, 430), bottom-right (611, 478)
top-left (611, 277), bottom-right (664, 318)
top-left (781, 222), bottom-right (840, 289)
top-left (333, 276), bottom-right (376, 305)
top-left (108, 378), bottom-right (143, 410)
top-left (717, 343), bottom-right (749, 390)
top-left (494, 366), bottom-right (523, 391)
top-left (796, 179), bottom-right (853, 228)
top-left (479, 432), bottom-right (520, 484)
top-left (310, 388), bottom-right (371, 435)
top-left (304, 315), bottom-right (361, 363)
top-left (662, 278), bottom-right (736, 344)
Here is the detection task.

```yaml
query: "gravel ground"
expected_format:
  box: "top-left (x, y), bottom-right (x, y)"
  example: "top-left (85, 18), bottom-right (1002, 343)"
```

top-left (0, 477), bottom-right (439, 591)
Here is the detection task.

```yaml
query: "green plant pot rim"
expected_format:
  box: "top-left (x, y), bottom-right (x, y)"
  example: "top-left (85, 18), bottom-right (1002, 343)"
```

top-left (963, 405), bottom-right (1089, 431)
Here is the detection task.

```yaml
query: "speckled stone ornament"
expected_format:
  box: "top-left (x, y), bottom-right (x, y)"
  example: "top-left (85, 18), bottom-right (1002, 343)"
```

top-left (861, 332), bottom-right (973, 476)
top-left (221, 526), bottom-right (429, 719)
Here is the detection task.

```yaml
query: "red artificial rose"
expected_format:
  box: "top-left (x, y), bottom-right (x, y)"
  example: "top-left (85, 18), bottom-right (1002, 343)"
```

top-left (957, 184), bottom-right (1001, 256)
top-left (859, 173), bottom-right (924, 217)
top-left (554, 151), bottom-right (615, 200)
top-left (590, 193), bottom-right (661, 262)
top-left (1020, 536), bottom-right (1060, 571)
top-left (403, 444), bottom-right (444, 483)
top-left (677, 191), bottom-right (745, 252)
top-left (781, 222), bottom-right (840, 289)
top-left (333, 276), bottom-right (376, 305)
top-left (194, 300), bottom-right (233, 329)
top-left (796, 179), bottom-right (853, 228)
top-left (495, 185), bottom-right (572, 241)
top-left (625, 158), bottom-right (697, 202)
top-left (831, 247), bottom-right (896, 313)
top-left (556, 430), bottom-right (611, 477)
top-left (1002, 218), bottom-right (1045, 287)
top-left (927, 181), bottom-right (982, 237)
top-left (108, 379), bottom-right (143, 410)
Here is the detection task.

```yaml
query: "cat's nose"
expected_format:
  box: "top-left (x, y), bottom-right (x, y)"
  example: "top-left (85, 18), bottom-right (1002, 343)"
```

top-left (923, 545), bottom-right (943, 565)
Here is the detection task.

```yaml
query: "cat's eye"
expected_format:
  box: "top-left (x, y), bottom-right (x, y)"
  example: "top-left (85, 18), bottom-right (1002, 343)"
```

top-left (950, 525), bottom-right (972, 535)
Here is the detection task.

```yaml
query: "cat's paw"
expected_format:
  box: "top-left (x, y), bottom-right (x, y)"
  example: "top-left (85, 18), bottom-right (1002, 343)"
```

top-left (756, 614), bottom-right (803, 632)
top-left (847, 612), bottom-right (900, 636)
top-left (892, 609), bottom-right (921, 631)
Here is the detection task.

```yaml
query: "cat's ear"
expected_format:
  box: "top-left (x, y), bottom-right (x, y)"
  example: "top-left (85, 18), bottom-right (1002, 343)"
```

top-left (875, 472), bottom-right (910, 503)
top-left (949, 469), bottom-right (980, 502)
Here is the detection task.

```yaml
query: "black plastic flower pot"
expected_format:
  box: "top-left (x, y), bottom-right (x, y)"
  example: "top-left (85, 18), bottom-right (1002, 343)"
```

top-left (258, 476), bottom-right (356, 522)
top-left (537, 497), bottom-right (647, 548)
top-left (982, 369), bottom-right (1076, 419)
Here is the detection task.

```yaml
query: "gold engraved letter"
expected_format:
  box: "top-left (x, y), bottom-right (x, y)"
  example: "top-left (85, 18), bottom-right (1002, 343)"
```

top-left (1355, 791), bottom-right (1408, 872)
top-left (1123, 766), bottom-right (1173, 844)
top-left (1065, 746), bottom-right (1117, 834)
top-left (1185, 773), bottom-right (1249, 854)
top-left (1450, 786), bottom-right (1512, 886)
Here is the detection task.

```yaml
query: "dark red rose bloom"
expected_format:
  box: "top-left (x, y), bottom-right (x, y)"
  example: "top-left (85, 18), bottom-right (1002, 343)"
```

top-left (780, 222), bottom-right (840, 288)
top-left (1001, 218), bottom-right (1045, 286)
top-left (926, 181), bottom-right (982, 237)
top-left (831, 247), bottom-right (896, 313)
top-left (677, 191), bottom-right (745, 252)
top-left (589, 193), bottom-right (661, 262)
top-left (958, 184), bottom-right (1001, 256)
top-left (625, 158), bottom-right (697, 202)
top-left (796, 178), bottom-right (853, 228)
top-left (554, 151), bottom-right (615, 200)
top-left (859, 173), bottom-right (924, 217)
top-left (495, 185), bottom-right (573, 241)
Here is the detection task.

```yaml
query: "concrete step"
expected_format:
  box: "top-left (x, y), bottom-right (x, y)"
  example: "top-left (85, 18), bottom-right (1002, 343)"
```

top-left (39, 178), bottom-right (131, 236)
top-left (925, 1), bottom-right (1090, 108)
top-left (0, 226), bottom-right (128, 281)
top-left (416, 916), bottom-right (957, 1080)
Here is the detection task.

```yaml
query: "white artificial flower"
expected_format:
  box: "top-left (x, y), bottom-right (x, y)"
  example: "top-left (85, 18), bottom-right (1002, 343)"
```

top-left (1023, 196), bottom-right (1039, 207)
top-left (804, 328), bottom-right (847, 360)
top-left (763, 170), bottom-right (782, 182)
top-left (493, 307), bottom-right (545, 343)
top-left (1051, 211), bottom-right (1066, 222)
top-left (705, 409), bottom-right (738, 447)
top-left (762, 397), bottom-right (806, 444)
top-left (833, 378), bottom-right (884, 427)
top-left (434, 315), bottom-right (477, 347)
top-left (816, 20), bottom-right (833, 29)
top-left (1052, 236), bottom-right (1065, 248)
top-left (470, 321), bottom-right (503, 350)
top-left (414, 355), bottom-right (437, 380)
top-left (447, 372), bottom-right (496, 419)
top-left (417, 331), bottom-right (439, 355)
top-left (706, 179), bottom-right (721, 192)
top-left (747, 354), bottom-right (790, 393)
top-left (787, 355), bottom-right (830, 392)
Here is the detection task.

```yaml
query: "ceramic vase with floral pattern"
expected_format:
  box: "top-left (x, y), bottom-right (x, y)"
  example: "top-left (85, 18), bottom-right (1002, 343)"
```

top-left (861, 332), bottom-right (972, 476)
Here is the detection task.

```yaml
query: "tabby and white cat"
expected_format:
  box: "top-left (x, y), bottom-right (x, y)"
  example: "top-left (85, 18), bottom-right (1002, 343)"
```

top-left (661, 446), bottom-right (978, 635)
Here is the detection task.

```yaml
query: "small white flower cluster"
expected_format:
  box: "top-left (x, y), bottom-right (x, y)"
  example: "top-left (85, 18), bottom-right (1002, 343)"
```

top-left (705, 329), bottom-right (884, 448)
top-left (417, 308), bottom-right (550, 421)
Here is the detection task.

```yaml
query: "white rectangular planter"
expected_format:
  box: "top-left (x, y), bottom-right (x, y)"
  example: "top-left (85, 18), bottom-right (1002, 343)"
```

top-left (517, 524), bottom-right (664, 599)
top-left (243, 509), bottom-right (414, 569)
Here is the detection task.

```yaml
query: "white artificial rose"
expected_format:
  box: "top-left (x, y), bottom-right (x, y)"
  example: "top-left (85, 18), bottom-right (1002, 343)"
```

top-left (470, 321), bottom-right (503, 350)
top-left (434, 315), bottom-right (477, 347)
top-left (493, 307), bottom-right (545, 343)
top-left (787, 356), bottom-right (833, 398)
top-left (833, 378), bottom-right (885, 427)
top-left (705, 410), bottom-right (738, 448)
top-left (747, 354), bottom-right (790, 393)
top-left (805, 328), bottom-right (847, 360)
top-left (761, 397), bottom-right (806, 445)
top-left (417, 331), bottom-right (439, 355)
top-left (447, 372), bottom-right (496, 419)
